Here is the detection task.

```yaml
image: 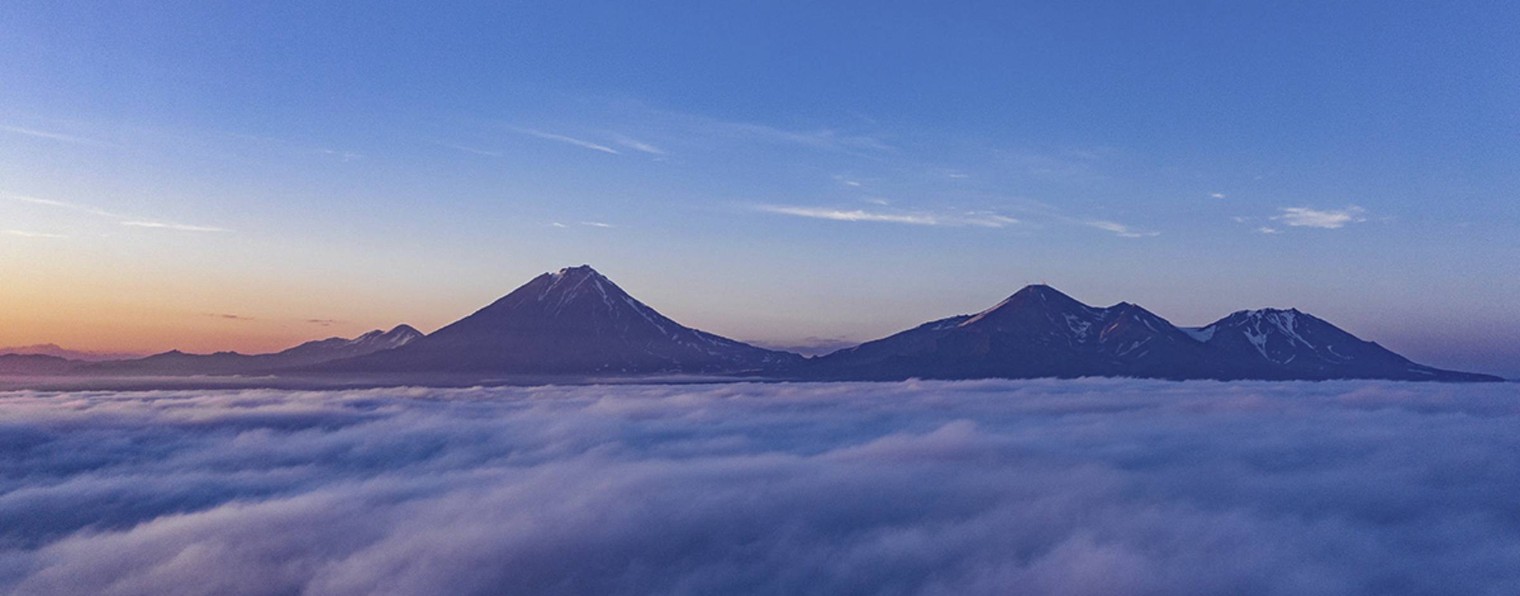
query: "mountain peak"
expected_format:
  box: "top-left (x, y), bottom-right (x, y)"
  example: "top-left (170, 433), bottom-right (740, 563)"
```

top-left (1216, 308), bottom-right (1317, 332)
top-left (517, 265), bottom-right (633, 313)
top-left (1231, 307), bottom-right (1303, 318)
top-left (551, 264), bottom-right (603, 279)
top-left (1010, 284), bottom-right (1073, 301)
top-left (964, 284), bottom-right (1091, 325)
top-left (327, 265), bottom-right (801, 374)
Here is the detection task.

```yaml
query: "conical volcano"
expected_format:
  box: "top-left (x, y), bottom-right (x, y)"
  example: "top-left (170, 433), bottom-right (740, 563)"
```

top-left (324, 265), bottom-right (801, 374)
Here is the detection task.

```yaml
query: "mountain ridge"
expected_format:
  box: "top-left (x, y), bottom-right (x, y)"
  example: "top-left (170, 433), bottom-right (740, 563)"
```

top-left (798, 285), bottom-right (1497, 382)
top-left (0, 271), bottom-right (1499, 383)
top-left (68, 325), bottom-right (423, 376)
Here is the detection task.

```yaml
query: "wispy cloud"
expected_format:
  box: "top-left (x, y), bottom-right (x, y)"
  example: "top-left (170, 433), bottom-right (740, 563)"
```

top-left (0, 124), bottom-right (107, 146)
top-left (1257, 226), bottom-right (1281, 234)
top-left (4, 192), bottom-right (120, 218)
top-left (1274, 206), bottom-right (1367, 229)
top-left (579, 221), bottom-right (615, 228)
top-left (305, 319), bottom-right (340, 326)
top-left (1210, 192), bottom-right (1227, 199)
top-left (614, 135), bottom-right (665, 156)
top-left (763, 206), bottom-right (936, 225)
top-left (716, 121), bottom-right (891, 154)
top-left (434, 142), bottom-right (503, 157)
top-left (319, 149), bottom-right (364, 162)
top-left (204, 313), bottom-right (254, 321)
top-left (3, 191), bottom-right (229, 234)
top-left (1086, 220), bottom-right (1160, 238)
top-left (626, 105), bottom-right (892, 156)
top-left (3, 229), bottom-right (67, 239)
top-left (757, 205), bottom-right (1017, 228)
top-left (121, 221), bottom-right (230, 233)
top-left (518, 129), bottom-right (620, 155)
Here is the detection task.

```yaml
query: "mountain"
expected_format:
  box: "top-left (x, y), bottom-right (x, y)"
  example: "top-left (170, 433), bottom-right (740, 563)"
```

top-left (79, 325), bottom-right (422, 376)
top-left (1180, 308), bottom-right (1494, 381)
top-left (0, 344), bottom-right (143, 362)
top-left (6, 276), bottom-right (1497, 383)
top-left (799, 285), bottom-right (1499, 382)
top-left (277, 325), bottom-right (423, 361)
top-left (799, 285), bottom-right (1215, 380)
top-left (321, 265), bottom-right (801, 375)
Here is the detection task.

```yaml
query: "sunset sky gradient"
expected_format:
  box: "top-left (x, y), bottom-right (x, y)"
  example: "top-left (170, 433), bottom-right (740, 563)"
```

top-left (1, 2), bottom-right (1515, 375)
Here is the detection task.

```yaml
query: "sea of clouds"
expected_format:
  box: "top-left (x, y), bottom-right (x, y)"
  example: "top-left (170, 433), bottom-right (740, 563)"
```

top-left (1, 379), bottom-right (1518, 595)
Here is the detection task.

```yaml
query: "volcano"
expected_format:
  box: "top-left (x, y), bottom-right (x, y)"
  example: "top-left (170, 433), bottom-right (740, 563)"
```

top-left (323, 265), bottom-right (801, 375)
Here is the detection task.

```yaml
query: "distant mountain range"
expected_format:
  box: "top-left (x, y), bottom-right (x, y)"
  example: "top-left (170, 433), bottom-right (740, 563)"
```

top-left (0, 266), bottom-right (1500, 383)
top-left (0, 325), bottom-right (422, 377)
top-left (0, 344), bottom-right (143, 361)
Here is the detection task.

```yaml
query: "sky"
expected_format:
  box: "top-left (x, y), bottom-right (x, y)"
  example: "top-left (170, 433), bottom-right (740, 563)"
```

top-left (0, 1), bottom-right (1515, 375)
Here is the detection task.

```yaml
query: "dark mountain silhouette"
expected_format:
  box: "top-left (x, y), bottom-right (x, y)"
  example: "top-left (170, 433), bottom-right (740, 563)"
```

top-left (321, 265), bottom-right (801, 375)
top-left (798, 285), bottom-right (1498, 382)
top-left (79, 325), bottom-right (423, 376)
top-left (2, 274), bottom-right (1498, 383)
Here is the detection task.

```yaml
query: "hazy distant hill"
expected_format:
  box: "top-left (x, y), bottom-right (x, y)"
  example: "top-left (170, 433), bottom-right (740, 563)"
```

top-left (0, 344), bottom-right (143, 361)
top-left (78, 325), bottom-right (423, 376)
top-left (0, 354), bottom-right (80, 376)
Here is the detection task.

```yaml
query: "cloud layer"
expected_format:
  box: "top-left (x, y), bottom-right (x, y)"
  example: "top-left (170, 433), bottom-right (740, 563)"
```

top-left (2, 380), bottom-right (1518, 595)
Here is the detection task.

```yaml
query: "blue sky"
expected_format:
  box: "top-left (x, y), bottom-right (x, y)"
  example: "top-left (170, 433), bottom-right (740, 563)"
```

top-left (0, 1), bottom-right (1516, 375)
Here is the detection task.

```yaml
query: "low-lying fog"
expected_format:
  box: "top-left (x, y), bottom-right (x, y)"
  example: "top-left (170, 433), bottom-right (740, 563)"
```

top-left (2, 379), bottom-right (1517, 595)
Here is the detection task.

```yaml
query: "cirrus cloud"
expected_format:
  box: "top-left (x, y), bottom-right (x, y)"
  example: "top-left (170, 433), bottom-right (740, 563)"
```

top-left (1086, 220), bottom-right (1159, 238)
top-left (757, 205), bottom-right (1018, 228)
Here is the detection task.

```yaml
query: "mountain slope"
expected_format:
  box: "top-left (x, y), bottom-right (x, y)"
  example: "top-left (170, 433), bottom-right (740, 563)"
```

top-left (800, 285), bottom-right (1498, 382)
top-left (322, 266), bottom-right (801, 375)
top-left (1182, 309), bottom-right (1494, 381)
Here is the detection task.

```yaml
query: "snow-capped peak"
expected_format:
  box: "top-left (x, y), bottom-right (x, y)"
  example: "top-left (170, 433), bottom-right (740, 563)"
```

top-left (1230, 308), bottom-right (1315, 348)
